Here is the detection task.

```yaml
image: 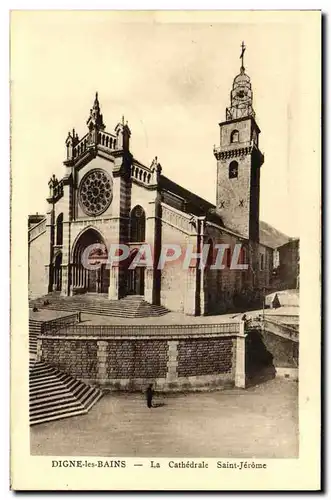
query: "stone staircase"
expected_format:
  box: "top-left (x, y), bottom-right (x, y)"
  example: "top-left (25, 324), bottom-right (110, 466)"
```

top-left (29, 293), bottom-right (170, 318)
top-left (29, 319), bottom-right (42, 355)
top-left (29, 361), bottom-right (103, 425)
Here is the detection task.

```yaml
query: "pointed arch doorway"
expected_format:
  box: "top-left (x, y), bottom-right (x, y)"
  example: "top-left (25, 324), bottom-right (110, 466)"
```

top-left (71, 228), bottom-right (109, 294)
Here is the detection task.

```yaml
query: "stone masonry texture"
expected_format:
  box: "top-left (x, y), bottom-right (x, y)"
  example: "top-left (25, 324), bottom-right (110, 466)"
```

top-left (42, 339), bottom-right (98, 379)
top-left (106, 340), bottom-right (168, 379)
top-left (177, 338), bottom-right (233, 377)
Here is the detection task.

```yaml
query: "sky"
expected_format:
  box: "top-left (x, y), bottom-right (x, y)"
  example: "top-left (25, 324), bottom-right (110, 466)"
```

top-left (11, 11), bottom-right (304, 236)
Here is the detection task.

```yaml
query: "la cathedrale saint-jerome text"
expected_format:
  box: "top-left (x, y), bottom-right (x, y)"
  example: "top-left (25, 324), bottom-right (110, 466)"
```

top-left (52, 460), bottom-right (267, 470)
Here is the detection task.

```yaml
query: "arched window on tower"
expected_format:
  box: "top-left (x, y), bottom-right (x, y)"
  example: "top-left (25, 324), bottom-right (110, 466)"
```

top-left (230, 130), bottom-right (239, 143)
top-left (56, 213), bottom-right (63, 246)
top-left (229, 160), bottom-right (238, 179)
top-left (129, 206), bottom-right (146, 243)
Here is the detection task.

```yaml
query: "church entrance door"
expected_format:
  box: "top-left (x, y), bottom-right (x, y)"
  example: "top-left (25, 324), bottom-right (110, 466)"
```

top-left (127, 267), bottom-right (145, 295)
top-left (87, 269), bottom-right (98, 293)
top-left (72, 228), bottom-right (108, 295)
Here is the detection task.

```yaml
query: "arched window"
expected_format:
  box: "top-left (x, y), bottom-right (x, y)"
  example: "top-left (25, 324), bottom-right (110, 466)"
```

top-left (130, 206), bottom-right (146, 242)
top-left (56, 213), bottom-right (63, 246)
top-left (229, 160), bottom-right (238, 179)
top-left (230, 130), bottom-right (239, 143)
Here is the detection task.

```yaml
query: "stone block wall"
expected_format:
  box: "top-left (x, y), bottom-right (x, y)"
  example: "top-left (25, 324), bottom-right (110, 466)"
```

top-left (42, 339), bottom-right (98, 379)
top-left (38, 322), bottom-right (245, 391)
top-left (106, 340), bottom-right (168, 379)
top-left (177, 338), bottom-right (233, 377)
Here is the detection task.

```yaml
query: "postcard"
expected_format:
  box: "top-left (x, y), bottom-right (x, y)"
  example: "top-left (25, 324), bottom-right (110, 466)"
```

top-left (10, 10), bottom-right (321, 491)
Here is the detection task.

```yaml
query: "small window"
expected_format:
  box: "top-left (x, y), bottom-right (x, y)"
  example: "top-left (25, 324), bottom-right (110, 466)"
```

top-left (130, 205), bottom-right (146, 242)
top-left (229, 160), bottom-right (238, 179)
top-left (56, 213), bottom-right (63, 246)
top-left (230, 130), bottom-right (239, 143)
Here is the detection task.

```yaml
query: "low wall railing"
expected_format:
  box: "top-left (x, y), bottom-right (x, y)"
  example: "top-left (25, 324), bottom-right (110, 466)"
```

top-left (42, 312), bottom-right (81, 333)
top-left (40, 321), bottom-right (243, 339)
top-left (263, 318), bottom-right (299, 342)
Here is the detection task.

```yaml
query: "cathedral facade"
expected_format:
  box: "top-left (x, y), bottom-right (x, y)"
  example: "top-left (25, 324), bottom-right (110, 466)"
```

top-left (28, 59), bottom-right (275, 315)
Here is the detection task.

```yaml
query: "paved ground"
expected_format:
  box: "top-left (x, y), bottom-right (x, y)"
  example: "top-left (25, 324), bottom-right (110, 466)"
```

top-left (80, 311), bottom-right (240, 326)
top-left (31, 378), bottom-right (298, 458)
top-left (29, 308), bottom-right (76, 322)
top-left (29, 302), bottom-right (298, 326)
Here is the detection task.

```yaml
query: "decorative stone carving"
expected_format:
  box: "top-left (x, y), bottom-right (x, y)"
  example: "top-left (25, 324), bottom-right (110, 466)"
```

top-left (79, 168), bottom-right (113, 216)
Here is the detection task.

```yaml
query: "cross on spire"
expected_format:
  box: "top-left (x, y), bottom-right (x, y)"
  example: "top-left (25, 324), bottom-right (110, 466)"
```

top-left (240, 41), bottom-right (246, 72)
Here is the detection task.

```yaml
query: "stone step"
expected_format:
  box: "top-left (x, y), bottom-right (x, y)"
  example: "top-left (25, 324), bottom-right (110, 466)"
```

top-left (82, 390), bottom-right (103, 411)
top-left (29, 361), bottom-right (103, 425)
top-left (30, 387), bottom-right (73, 401)
top-left (30, 384), bottom-right (71, 398)
top-left (30, 396), bottom-right (80, 413)
top-left (29, 364), bottom-right (56, 373)
top-left (30, 294), bottom-right (170, 318)
top-left (30, 409), bottom-right (87, 426)
top-left (30, 377), bottom-right (68, 391)
top-left (30, 368), bottom-right (55, 378)
top-left (30, 375), bottom-right (83, 393)
top-left (30, 383), bottom-right (66, 395)
top-left (30, 401), bottom-right (85, 418)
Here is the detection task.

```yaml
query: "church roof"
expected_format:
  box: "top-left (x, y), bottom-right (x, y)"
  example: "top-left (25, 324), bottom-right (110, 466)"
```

top-left (159, 176), bottom-right (295, 247)
top-left (159, 175), bottom-right (216, 216)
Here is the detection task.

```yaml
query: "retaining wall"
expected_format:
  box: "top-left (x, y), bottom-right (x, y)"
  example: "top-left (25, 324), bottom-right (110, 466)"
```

top-left (37, 322), bottom-right (245, 391)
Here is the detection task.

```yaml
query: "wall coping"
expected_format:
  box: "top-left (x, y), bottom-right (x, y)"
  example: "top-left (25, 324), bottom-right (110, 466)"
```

top-left (40, 332), bottom-right (243, 341)
top-left (40, 321), bottom-right (244, 340)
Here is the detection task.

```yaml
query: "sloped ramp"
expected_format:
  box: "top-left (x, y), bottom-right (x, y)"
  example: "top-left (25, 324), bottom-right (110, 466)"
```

top-left (30, 361), bottom-right (103, 425)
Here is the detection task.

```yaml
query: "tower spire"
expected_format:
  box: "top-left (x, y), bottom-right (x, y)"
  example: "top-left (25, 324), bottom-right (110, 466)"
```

top-left (87, 91), bottom-right (105, 131)
top-left (225, 43), bottom-right (254, 120)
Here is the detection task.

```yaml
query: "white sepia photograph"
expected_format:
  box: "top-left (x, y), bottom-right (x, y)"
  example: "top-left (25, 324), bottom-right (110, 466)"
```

top-left (10, 10), bottom-right (321, 491)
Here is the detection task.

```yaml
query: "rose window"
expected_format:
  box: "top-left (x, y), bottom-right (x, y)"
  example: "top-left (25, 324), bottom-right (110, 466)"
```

top-left (79, 169), bottom-right (113, 216)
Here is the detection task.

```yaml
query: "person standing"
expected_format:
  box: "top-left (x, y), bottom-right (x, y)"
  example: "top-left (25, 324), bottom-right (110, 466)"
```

top-left (146, 384), bottom-right (154, 408)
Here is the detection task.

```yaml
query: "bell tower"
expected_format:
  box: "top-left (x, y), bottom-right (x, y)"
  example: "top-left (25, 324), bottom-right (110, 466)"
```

top-left (214, 43), bottom-right (264, 241)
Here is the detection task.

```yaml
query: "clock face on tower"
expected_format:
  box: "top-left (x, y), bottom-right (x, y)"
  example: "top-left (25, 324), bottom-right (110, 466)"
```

top-left (79, 168), bottom-right (113, 216)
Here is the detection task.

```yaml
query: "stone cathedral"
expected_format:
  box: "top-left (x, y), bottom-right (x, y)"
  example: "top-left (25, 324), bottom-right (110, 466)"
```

top-left (29, 52), bottom-right (284, 316)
